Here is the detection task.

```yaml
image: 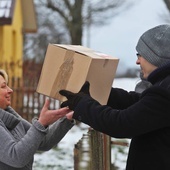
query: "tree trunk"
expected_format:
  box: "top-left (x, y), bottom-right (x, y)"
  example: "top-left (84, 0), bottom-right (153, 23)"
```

top-left (164, 0), bottom-right (170, 11)
top-left (68, 0), bottom-right (83, 45)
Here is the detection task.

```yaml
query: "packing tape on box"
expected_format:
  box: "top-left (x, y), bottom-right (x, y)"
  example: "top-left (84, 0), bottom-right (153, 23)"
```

top-left (50, 50), bottom-right (75, 100)
top-left (94, 52), bottom-right (110, 67)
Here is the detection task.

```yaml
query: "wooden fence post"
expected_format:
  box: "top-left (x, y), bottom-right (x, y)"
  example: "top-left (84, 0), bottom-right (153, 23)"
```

top-left (74, 133), bottom-right (90, 170)
top-left (74, 128), bottom-right (112, 170)
top-left (103, 134), bottom-right (111, 170)
top-left (89, 129), bottom-right (103, 170)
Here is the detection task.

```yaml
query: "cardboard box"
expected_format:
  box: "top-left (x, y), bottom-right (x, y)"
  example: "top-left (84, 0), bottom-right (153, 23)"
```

top-left (36, 44), bottom-right (119, 105)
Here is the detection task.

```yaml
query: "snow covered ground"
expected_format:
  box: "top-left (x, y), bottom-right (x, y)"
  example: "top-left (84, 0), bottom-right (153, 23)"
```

top-left (33, 78), bottom-right (139, 170)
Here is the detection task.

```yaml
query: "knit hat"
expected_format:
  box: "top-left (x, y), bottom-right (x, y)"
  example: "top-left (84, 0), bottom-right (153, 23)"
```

top-left (136, 24), bottom-right (170, 67)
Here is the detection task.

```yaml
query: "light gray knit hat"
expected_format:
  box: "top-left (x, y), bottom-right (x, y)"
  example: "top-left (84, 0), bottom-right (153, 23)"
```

top-left (136, 24), bottom-right (170, 67)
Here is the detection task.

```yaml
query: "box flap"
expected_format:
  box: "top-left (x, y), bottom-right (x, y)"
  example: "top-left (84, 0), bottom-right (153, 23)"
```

top-left (53, 44), bottom-right (118, 60)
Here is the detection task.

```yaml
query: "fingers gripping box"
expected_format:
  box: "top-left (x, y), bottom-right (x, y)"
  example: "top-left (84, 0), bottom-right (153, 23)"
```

top-left (36, 44), bottom-right (119, 105)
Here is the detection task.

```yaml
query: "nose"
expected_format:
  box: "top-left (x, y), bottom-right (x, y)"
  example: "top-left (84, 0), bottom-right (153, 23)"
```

top-left (136, 57), bottom-right (140, 65)
top-left (136, 53), bottom-right (141, 65)
top-left (7, 86), bottom-right (13, 93)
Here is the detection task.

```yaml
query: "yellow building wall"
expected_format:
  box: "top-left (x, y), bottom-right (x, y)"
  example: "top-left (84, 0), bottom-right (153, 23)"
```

top-left (0, 27), bottom-right (2, 61)
top-left (0, 0), bottom-right (23, 78)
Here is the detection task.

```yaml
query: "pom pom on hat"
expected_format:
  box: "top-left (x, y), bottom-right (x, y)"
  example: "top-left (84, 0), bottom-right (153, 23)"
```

top-left (136, 24), bottom-right (170, 67)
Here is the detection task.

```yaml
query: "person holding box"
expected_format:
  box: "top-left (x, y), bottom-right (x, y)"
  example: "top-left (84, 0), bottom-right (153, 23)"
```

top-left (60, 24), bottom-right (170, 170)
top-left (0, 69), bottom-right (74, 170)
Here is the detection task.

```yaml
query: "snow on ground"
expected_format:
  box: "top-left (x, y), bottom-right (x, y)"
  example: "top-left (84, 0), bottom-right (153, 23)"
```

top-left (33, 78), bottom-right (139, 170)
top-left (113, 77), bottom-right (139, 91)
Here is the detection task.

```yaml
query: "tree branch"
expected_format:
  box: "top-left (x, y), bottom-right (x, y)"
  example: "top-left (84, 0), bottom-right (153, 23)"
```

top-left (164, 0), bottom-right (170, 11)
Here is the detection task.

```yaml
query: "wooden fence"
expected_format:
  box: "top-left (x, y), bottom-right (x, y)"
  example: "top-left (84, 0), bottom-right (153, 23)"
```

top-left (74, 129), bottom-right (120, 170)
top-left (74, 129), bottom-right (129, 170)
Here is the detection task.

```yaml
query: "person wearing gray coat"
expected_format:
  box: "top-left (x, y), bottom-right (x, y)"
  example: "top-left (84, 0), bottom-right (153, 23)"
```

top-left (0, 69), bottom-right (74, 170)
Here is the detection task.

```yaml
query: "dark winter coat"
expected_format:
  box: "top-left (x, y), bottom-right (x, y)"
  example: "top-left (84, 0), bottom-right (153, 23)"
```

top-left (73, 63), bottom-right (170, 170)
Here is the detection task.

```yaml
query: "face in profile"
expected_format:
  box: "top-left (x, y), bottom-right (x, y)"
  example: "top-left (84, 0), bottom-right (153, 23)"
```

top-left (0, 75), bottom-right (13, 109)
top-left (136, 55), bottom-right (158, 79)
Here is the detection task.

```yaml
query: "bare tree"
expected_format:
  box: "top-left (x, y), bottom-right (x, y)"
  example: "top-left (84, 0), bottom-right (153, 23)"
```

top-left (161, 0), bottom-right (170, 23)
top-left (46, 0), bottom-right (129, 45)
top-left (164, 0), bottom-right (170, 10)
top-left (23, 0), bottom-right (69, 62)
top-left (24, 0), bottom-right (131, 62)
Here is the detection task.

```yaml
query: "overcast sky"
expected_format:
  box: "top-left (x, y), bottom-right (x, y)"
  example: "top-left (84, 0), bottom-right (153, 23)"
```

top-left (83, 0), bottom-right (169, 74)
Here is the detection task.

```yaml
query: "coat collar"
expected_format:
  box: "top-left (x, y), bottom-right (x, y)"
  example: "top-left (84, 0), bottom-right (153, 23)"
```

top-left (147, 63), bottom-right (170, 85)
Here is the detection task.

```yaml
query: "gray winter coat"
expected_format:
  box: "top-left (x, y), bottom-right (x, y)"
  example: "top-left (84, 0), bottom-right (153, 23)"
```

top-left (0, 106), bottom-right (74, 170)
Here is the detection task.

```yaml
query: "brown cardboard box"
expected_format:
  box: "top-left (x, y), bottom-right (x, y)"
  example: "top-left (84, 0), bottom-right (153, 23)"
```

top-left (36, 44), bottom-right (119, 105)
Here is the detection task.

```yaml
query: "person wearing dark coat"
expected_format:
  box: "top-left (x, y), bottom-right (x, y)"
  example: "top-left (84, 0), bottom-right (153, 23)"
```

top-left (60, 24), bottom-right (170, 170)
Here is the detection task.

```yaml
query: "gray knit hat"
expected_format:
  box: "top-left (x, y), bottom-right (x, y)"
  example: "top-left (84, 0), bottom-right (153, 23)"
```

top-left (136, 24), bottom-right (170, 67)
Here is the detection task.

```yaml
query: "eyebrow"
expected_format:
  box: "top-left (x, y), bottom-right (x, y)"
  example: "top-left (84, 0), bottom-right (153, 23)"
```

top-left (0, 81), bottom-right (6, 86)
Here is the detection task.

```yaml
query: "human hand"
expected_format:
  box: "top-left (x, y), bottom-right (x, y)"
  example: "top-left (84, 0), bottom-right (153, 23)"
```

top-left (59, 81), bottom-right (90, 110)
top-left (66, 111), bottom-right (74, 120)
top-left (38, 99), bottom-right (71, 127)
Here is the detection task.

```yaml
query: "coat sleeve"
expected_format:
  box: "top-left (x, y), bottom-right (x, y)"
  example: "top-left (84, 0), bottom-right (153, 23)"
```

top-left (73, 87), bottom-right (170, 138)
top-left (107, 87), bottom-right (140, 109)
top-left (38, 117), bottom-right (74, 151)
top-left (0, 119), bottom-right (47, 168)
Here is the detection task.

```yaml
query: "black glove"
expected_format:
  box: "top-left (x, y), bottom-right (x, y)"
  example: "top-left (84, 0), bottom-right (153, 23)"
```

top-left (59, 81), bottom-right (90, 110)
